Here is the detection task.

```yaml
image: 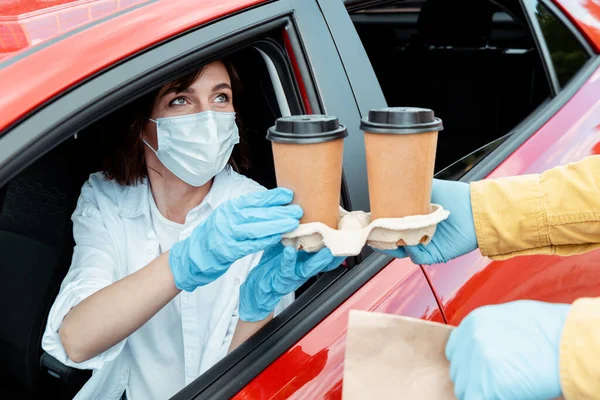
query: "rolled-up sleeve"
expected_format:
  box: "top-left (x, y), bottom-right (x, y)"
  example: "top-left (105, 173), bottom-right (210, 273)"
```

top-left (560, 297), bottom-right (600, 400)
top-left (471, 155), bottom-right (600, 260)
top-left (42, 181), bottom-right (125, 370)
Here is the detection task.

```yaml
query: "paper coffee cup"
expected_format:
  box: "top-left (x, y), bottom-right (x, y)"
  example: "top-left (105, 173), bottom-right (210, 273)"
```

top-left (360, 107), bottom-right (443, 221)
top-left (267, 115), bottom-right (348, 228)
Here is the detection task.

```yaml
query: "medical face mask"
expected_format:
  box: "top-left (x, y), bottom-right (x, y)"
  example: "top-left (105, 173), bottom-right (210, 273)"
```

top-left (144, 110), bottom-right (240, 187)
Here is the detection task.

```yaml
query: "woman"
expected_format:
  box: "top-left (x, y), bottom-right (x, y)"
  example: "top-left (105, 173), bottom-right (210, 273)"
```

top-left (42, 58), bottom-right (344, 400)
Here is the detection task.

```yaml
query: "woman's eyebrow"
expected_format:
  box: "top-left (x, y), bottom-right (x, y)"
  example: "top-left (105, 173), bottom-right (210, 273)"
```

top-left (212, 83), bottom-right (232, 92)
top-left (161, 87), bottom-right (195, 98)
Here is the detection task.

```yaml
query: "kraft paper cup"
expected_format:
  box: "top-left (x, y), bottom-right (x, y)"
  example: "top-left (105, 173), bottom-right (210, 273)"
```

top-left (267, 115), bottom-right (348, 229)
top-left (360, 107), bottom-right (443, 221)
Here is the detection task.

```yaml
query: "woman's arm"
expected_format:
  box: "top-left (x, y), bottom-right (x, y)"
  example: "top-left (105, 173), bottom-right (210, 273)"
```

top-left (227, 313), bottom-right (274, 353)
top-left (59, 252), bottom-right (180, 363)
top-left (50, 186), bottom-right (303, 365)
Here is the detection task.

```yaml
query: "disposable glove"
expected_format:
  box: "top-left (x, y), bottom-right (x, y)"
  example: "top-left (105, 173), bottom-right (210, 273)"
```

top-left (446, 300), bottom-right (570, 400)
top-left (378, 178), bottom-right (478, 265)
top-left (239, 244), bottom-right (345, 322)
top-left (169, 188), bottom-right (302, 292)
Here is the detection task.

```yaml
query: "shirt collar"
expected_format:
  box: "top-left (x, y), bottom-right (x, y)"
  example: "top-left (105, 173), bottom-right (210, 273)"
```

top-left (119, 168), bottom-right (233, 219)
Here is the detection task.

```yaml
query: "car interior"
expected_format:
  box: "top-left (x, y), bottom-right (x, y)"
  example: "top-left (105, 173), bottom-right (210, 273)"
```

top-left (351, 0), bottom-right (552, 172)
top-left (0, 43), bottom-right (302, 399)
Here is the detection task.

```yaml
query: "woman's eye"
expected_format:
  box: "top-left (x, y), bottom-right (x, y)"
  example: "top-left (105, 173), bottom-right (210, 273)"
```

top-left (214, 94), bottom-right (229, 104)
top-left (169, 96), bottom-right (187, 106)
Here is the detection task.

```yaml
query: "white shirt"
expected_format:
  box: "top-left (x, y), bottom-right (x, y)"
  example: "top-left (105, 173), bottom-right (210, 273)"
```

top-left (42, 168), bottom-right (294, 400)
top-left (126, 190), bottom-right (186, 400)
top-left (148, 188), bottom-right (184, 253)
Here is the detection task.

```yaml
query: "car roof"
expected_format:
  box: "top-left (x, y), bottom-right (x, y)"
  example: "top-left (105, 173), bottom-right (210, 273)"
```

top-left (0, 0), bottom-right (266, 132)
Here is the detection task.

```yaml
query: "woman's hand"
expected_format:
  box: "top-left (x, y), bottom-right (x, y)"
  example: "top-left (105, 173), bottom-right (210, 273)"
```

top-left (378, 179), bottom-right (478, 265)
top-left (169, 188), bottom-right (303, 292)
top-left (238, 244), bottom-right (346, 322)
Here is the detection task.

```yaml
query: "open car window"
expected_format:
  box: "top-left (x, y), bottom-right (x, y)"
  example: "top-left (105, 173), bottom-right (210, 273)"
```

top-left (0, 3), bottom-right (355, 397)
top-left (349, 0), bottom-right (593, 180)
top-left (350, 0), bottom-right (551, 174)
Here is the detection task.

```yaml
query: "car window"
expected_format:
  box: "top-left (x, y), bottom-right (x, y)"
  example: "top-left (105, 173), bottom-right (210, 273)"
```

top-left (0, 13), bottom-right (334, 400)
top-left (533, 1), bottom-right (590, 88)
top-left (350, 0), bottom-right (551, 173)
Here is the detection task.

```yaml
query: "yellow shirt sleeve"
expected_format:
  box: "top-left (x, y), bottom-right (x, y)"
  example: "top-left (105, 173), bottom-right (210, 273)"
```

top-left (471, 155), bottom-right (600, 260)
top-left (469, 155), bottom-right (600, 400)
top-left (560, 297), bottom-right (600, 400)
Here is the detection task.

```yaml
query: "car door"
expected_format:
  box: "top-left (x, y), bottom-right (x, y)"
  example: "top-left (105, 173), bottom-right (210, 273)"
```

top-left (422, 0), bottom-right (600, 326)
top-left (2, 0), bottom-right (410, 398)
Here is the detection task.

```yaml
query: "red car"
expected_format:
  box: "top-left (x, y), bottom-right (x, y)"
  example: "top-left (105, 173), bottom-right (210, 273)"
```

top-left (1, 0), bottom-right (599, 399)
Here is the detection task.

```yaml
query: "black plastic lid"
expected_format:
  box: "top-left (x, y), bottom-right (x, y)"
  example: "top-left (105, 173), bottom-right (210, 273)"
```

top-left (360, 107), bottom-right (443, 134)
top-left (266, 114), bottom-right (348, 144)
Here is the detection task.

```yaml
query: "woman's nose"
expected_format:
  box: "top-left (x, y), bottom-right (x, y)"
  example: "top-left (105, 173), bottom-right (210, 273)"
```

top-left (195, 101), bottom-right (212, 113)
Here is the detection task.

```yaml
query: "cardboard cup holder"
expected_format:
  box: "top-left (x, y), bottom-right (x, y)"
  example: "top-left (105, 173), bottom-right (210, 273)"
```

top-left (269, 108), bottom-right (447, 257)
top-left (281, 205), bottom-right (450, 257)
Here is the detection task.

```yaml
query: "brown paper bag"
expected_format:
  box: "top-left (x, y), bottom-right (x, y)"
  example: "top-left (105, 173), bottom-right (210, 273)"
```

top-left (343, 310), bottom-right (566, 400)
top-left (342, 310), bottom-right (456, 400)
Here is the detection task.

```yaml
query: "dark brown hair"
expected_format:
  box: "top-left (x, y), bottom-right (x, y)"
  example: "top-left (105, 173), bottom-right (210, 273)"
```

top-left (101, 58), bottom-right (250, 186)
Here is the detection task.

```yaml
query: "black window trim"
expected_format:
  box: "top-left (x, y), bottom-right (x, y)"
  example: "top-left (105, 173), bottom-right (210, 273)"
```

top-left (521, 0), bottom-right (595, 96)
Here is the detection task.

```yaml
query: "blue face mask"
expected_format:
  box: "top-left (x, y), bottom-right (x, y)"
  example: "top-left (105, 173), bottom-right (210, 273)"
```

top-left (144, 110), bottom-right (240, 186)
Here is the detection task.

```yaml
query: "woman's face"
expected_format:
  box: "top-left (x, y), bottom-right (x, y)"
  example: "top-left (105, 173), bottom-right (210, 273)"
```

top-left (142, 60), bottom-right (234, 149)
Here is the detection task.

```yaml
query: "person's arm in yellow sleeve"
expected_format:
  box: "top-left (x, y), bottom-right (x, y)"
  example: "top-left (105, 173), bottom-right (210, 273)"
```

top-left (471, 155), bottom-right (600, 260)
top-left (560, 297), bottom-right (600, 400)
top-left (467, 156), bottom-right (600, 400)
top-left (378, 156), bottom-right (600, 265)
top-left (376, 155), bottom-right (600, 400)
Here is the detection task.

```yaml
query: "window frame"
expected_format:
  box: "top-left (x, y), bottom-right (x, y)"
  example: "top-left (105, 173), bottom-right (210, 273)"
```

top-left (349, 0), bottom-right (600, 182)
top-left (521, 0), bottom-right (595, 96)
top-left (447, 0), bottom-right (600, 182)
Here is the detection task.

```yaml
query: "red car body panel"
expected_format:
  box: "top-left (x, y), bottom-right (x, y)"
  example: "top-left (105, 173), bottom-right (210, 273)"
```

top-left (233, 259), bottom-right (443, 400)
top-left (0, 0), bottom-right (265, 133)
top-left (0, 0), bottom-right (151, 61)
top-left (424, 66), bottom-right (600, 325)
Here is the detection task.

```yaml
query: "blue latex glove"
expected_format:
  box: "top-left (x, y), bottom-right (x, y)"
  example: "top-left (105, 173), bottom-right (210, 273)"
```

top-left (238, 244), bottom-right (345, 322)
top-left (446, 300), bottom-right (570, 400)
top-left (169, 188), bottom-right (302, 292)
top-left (379, 178), bottom-right (478, 265)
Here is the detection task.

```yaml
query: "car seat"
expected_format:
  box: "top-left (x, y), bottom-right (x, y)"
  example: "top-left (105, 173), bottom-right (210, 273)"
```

top-left (0, 139), bottom-right (90, 399)
top-left (400, 0), bottom-right (499, 171)
top-left (380, 0), bottom-right (545, 172)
